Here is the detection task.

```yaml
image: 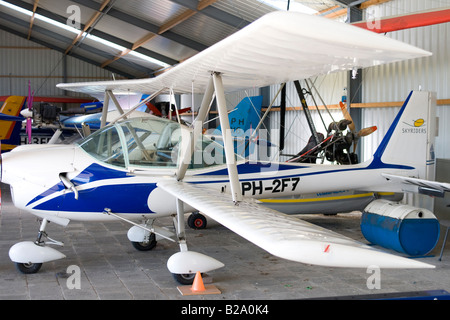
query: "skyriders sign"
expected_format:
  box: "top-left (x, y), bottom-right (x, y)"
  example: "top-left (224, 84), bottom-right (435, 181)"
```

top-left (402, 118), bottom-right (427, 134)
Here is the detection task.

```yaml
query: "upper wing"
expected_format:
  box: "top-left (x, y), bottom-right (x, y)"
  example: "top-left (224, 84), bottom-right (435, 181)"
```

top-left (382, 173), bottom-right (450, 194)
top-left (158, 180), bottom-right (434, 269)
top-left (57, 11), bottom-right (431, 96)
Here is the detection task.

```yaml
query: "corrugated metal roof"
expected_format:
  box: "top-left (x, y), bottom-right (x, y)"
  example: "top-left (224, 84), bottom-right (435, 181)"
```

top-left (113, 0), bottom-right (185, 27)
top-left (213, 0), bottom-right (277, 22)
top-left (171, 11), bottom-right (238, 47)
top-left (0, 0), bottom-right (339, 79)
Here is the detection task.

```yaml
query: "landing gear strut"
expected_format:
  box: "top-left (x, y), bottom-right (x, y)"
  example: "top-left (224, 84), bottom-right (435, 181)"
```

top-left (9, 219), bottom-right (66, 274)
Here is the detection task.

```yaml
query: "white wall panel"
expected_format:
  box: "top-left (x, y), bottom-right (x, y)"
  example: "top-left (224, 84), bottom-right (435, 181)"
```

top-left (435, 106), bottom-right (450, 159)
top-left (360, 106), bottom-right (400, 162)
top-left (361, 0), bottom-right (450, 161)
top-left (0, 30), bottom-right (115, 99)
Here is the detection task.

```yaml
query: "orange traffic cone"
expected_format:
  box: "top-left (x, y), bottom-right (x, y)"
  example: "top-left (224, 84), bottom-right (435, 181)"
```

top-left (191, 271), bottom-right (205, 292)
top-left (177, 272), bottom-right (221, 296)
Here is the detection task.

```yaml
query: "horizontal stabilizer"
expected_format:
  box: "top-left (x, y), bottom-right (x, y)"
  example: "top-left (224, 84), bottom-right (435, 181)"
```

top-left (382, 173), bottom-right (450, 194)
top-left (158, 180), bottom-right (434, 269)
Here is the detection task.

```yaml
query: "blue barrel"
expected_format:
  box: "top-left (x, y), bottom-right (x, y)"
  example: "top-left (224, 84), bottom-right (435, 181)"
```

top-left (361, 200), bottom-right (440, 256)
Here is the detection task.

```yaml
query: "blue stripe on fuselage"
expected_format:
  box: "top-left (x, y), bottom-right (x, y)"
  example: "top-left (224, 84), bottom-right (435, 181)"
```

top-left (33, 182), bottom-right (157, 214)
top-left (27, 163), bottom-right (133, 208)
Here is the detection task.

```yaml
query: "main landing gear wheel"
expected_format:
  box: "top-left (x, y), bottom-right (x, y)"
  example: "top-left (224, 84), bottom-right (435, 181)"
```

top-left (131, 233), bottom-right (157, 251)
top-left (15, 262), bottom-right (42, 274)
top-left (187, 212), bottom-right (207, 230)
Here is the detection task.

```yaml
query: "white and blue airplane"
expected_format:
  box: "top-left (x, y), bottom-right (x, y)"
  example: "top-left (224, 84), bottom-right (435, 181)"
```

top-left (2, 12), bottom-right (449, 284)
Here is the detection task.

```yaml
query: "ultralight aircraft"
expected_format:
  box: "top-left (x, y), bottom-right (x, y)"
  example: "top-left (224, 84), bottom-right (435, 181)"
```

top-left (3, 12), bottom-right (448, 284)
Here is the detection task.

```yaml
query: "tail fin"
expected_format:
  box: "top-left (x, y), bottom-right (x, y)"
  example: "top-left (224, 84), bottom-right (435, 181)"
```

top-left (0, 96), bottom-right (26, 151)
top-left (372, 91), bottom-right (436, 180)
top-left (215, 96), bottom-right (263, 135)
top-left (213, 96), bottom-right (263, 157)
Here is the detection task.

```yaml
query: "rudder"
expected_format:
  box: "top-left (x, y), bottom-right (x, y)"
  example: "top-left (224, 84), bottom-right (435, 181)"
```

top-left (372, 91), bottom-right (436, 180)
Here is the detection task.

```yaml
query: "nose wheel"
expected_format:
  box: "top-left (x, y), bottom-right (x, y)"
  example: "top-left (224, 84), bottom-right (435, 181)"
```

top-left (9, 219), bottom-right (65, 274)
top-left (15, 262), bottom-right (43, 274)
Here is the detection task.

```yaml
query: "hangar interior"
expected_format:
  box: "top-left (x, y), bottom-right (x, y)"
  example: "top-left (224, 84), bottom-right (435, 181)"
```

top-left (0, 0), bottom-right (450, 300)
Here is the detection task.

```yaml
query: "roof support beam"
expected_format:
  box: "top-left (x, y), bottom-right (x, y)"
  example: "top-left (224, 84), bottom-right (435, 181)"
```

top-left (5, 1), bottom-right (183, 66)
top-left (26, 0), bottom-right (39, 39)
top-left (359, 0), bottom-right (391, 9)
top-left (197, 0), bottom-right (218, 11)
top-left (0, 24), bottom-right (136, 79)
top-left (100, 8), bottom-right (198, 68)
top-left (333, 0), bottom-right (391, 9)
top-left (169, 0), bottom-right (250, 28)
top-left (100, 1), bottom-right (220, 69)
top-left (71, 0), bottom-right (207, 52)
top-left (2, 0), bottom-right (165, 76)
top-left (65, 0), bottom-right (111, 55)
top-left (0, 11), bottom-right (152, 77)
top-left (159, 9), bottom-right (197, 34)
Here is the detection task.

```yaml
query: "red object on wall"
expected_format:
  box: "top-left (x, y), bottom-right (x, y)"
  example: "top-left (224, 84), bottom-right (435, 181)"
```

top-left (352, 8), bottom-right (450, 33)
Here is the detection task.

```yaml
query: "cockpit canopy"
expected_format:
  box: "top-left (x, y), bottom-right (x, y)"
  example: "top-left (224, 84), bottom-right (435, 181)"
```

top-left (77, 116), bottom-right (238, 170)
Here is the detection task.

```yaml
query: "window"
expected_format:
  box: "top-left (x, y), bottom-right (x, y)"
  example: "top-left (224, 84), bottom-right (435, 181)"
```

top-left (78, 116), bottom-right (242, 170)
top-left (120, 118), bottom-right (180, 168)
top-left (78, 125), bottom-right (126, 168)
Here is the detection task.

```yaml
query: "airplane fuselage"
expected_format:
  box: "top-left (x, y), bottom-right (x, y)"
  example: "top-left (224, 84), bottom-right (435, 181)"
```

top-left (1, 142), bottom-right (412, 225)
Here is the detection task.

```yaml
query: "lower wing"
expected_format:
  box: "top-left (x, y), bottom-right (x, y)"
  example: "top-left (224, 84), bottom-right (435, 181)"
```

top-left (158, 180), bottom-right (434, 269)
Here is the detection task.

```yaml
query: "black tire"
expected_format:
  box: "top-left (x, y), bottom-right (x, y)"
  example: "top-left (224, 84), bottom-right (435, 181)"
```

top-left (187, 213), bottom-right (207, 230)
top-left (131, 233), bottom-right (157, 251)
top-left (15, 262), bottom-right (42, 274)
top-left (172, 273), bottom-right (196, 285)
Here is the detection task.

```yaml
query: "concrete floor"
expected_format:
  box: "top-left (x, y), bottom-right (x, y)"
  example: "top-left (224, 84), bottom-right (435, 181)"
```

top-left (1, 183), bottom-right (450, 301)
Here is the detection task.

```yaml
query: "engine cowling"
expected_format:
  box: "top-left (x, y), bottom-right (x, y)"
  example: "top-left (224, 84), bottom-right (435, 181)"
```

top-left (361, 199), bottom-right (440, 256)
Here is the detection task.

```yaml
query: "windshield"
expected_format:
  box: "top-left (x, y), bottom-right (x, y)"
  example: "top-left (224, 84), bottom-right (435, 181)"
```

top-left (77, 116), bottom-right (240, 170)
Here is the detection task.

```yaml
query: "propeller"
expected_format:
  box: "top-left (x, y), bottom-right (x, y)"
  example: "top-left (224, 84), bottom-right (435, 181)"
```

top-left (339, 101), bottom-right (377, 153)
top-left (339, 101), bottom-right (355, 132)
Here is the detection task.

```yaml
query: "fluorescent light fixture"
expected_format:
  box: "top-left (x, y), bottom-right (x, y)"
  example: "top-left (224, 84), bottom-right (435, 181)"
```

top-left (87, 33), bottom-right (171, 68)
top-left (128, 51), bottom-right (171, 68)
top-left (0, 0), bottom-right (171, 68)
top-left (262, 0), bottom-right (318, 14)
top-left (86, 33), bottom-right (127, 52)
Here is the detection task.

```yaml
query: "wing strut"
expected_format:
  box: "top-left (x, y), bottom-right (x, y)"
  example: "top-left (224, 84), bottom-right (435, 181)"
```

top-left (176, 76), bottom-right (215, 181)
top-left (176, 73), bottom-right (242, 203)
top-left (110, 87), bottom-right (166, 124)
top-left (212, 72), bottom-right (243, 203)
